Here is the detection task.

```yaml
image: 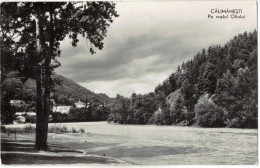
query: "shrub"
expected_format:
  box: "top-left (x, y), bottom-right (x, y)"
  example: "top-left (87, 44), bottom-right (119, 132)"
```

top-left (61, 126), bottom-right (68, 133)
top-left (1, 126), bottom-right (6, 133)
top-left (195, 102), bottom-right (225, 127)
top-left (24, 124), bottom-right (35, 133)
top-left (48, 125), bottom-right (69, 133)
top-left (80, 128), bottom-right (85, 133)
top-left (71, 127), bottom-right (78, 133)
top-left (4, 125), bottom-right (84, 134)
top-left (153, 108), bottom-right (164, 125)
top-left (6, 124), bottom-right (35, 134)
top-left (226, 117), bottom-right (258, 128)
top-left (25, 115), bottom-right (37, 123)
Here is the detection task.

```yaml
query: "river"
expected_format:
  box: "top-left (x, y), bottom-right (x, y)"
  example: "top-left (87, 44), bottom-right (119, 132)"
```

top-left (43, 121), bottom-right (257, 165)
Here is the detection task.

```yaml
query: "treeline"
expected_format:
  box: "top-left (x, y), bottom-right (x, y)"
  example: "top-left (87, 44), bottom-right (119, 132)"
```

top-left (51, 105), bottom-right (110, 123)
top-left (108, 30), bottom-right (258, 128)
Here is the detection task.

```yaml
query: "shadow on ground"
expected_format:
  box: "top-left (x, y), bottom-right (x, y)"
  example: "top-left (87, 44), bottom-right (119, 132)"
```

top-left (1, 134), bottom-right (128, 165)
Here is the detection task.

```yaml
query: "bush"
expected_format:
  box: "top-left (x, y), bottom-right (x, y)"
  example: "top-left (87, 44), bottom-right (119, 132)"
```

top-left (226, 117), bottom-right (258, 128)
top-left (226, 118), bottom-right (242, 128)
top-left (6, 124), bottom-right (35, 134)
top-left (24, 124), bottom-right (35, 133)
top-left (80, 128), bottom-right (85, 133)
top-left (25, 115), bottom-right (37, 123)
top-left (4, 125), bottom-right (85, 134)
top-left (1, 126), bottom-right (6, 133)
top-left (153, 108), bottom-right (164, 125)
top-left (48, 125), bottom-right (69, 133)
top-left (71, 127), bottom-right (78, 133)
top-left (195, 102), bottom-right (225, 127)
top-left (62, 125), bottom-right (68, 133)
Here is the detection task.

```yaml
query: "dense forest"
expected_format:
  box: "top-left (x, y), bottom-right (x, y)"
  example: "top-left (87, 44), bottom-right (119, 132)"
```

top-left (107, 30), bottom-right (258, 128)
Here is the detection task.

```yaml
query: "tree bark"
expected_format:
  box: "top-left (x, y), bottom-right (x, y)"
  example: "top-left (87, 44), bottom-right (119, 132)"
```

top-left (34, 6), bottom-right (48, 150)
top-left (41, 4), bottom-right (54, 149)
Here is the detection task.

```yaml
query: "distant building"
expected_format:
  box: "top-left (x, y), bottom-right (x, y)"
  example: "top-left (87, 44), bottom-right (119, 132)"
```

top-left (75, 100), bottom-right (86, 108)
top-left (13, 116), bottom-right (26, 124)
top-left (52, 106), bottom-right (72, 114)
top-left (15, 112), bottom-right (36, 116)
top-left (10, 100), bottom-right (25, 107)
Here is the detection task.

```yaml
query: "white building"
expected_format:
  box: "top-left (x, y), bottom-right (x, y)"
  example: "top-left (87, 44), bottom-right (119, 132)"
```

top-left (75, 100), bottom-right (86, 108)
top-left (10, 100), bottom-right (25, 107)
top-left (15, 112), bottom-right (36, 116)
top-left (52, 106), bottom-right (72, 114)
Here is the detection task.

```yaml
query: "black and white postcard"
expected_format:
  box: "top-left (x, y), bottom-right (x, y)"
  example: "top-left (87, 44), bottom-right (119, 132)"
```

top-left (0, 1), bottom-right (258, 165)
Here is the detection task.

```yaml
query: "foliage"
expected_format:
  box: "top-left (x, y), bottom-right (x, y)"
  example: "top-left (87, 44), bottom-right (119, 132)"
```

top-left (214, 67), bottom-right (257, 128)
top-left (25, 115), bottom-right (37, 123)
top-left (107, 30), bottom-right (257, 128)
top-left (153, 108), bottom-right (165, 125)
top-left (80, 128), bottom-right (85, 133)
top-left (51, 106), bottom-right (110, 123)
top-left (4, 125), bottom-right (84, 134)
top-left (194, 95), bottom-right (225, 127)
top-left (5, 125), bottom-right (35, 134)
top-left (107, 94), bottom-right (130, 124)
top-left (0, 72), bottom-right (113, 124)
top-left (48, 125), bottom-right (68, 133)
top-left (71, 127), bottom-right (77, 133)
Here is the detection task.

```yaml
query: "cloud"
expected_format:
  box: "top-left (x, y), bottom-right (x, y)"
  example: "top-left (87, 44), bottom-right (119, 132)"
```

top-left (79, 71), bottom-right (170, 98)
top-left (56, 32), bottom-right (205, 83)
top-left (55, 1), bottom-right (257, 97)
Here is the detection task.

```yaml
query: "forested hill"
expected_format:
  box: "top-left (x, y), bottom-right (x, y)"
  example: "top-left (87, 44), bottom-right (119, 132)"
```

top-left (2, 72), bottom-right (113, 109)
top-left (52, 74), bottom-right (113, 105)
top-left (108, 30), bottom-right (257, 128)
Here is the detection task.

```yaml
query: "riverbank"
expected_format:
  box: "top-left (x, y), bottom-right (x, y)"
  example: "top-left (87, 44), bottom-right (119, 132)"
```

top-left (1, 133), bottom-right (130, 165)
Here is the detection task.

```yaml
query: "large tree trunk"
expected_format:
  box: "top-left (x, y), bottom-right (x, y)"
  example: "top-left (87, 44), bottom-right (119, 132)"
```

top-left (34, 6), bottom-right (49, 150)
top-left (35, 63), bottom-right (48, 150)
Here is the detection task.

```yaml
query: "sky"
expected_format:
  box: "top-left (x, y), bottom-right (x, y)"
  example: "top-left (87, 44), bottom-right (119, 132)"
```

top-left (55, 1), bottom-right (257, 98)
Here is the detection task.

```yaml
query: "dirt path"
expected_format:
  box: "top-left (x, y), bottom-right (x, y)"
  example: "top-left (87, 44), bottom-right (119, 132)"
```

top-left (1, 133), bottom-right (130, 165)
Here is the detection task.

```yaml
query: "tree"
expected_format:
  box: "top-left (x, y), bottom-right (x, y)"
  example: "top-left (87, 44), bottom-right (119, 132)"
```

top-left (181, 79), bottom-right (197, 123)
top-left (214, 67), bottom-right (257, 128)
top-left (214, 70), bottom-right (237, 120)
top-left (1, 2), bottom-right (119, 150)
top-left (234, 67), bottom-right (257, 127)
top-left (194, 101), bottom-right (225, 127)
top-left (107, 94), bottom-right (129, 124)
top-left (168, 73), bottom-right (177, 92)
top-left (153, 107), bottom-right (164, 125)
top-left (202, 62), bottom-right (217, 94)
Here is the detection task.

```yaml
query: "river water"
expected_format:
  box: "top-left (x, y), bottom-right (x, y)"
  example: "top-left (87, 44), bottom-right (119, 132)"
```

top-left (47, 122), bottom-right (258, 165)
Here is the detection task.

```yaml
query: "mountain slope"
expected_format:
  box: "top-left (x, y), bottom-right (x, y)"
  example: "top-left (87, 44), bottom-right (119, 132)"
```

top-left (52, 74), bottom-right (113, 105)
top-left (1, 72), bottom-right (113, 106)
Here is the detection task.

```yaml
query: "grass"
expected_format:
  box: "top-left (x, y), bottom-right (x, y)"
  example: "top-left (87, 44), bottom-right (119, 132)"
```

top-left (5, 125), bottom-right (35, 134)
top-left (3, 125), bottom-right (86, 134)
